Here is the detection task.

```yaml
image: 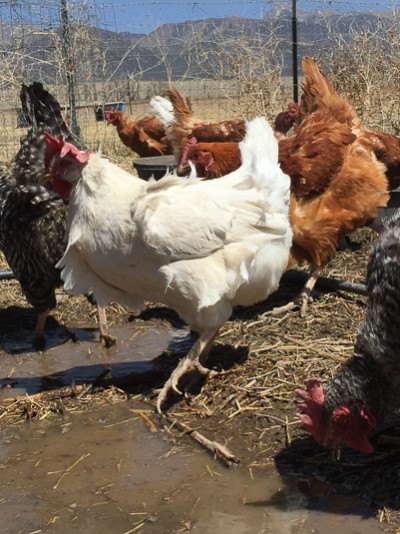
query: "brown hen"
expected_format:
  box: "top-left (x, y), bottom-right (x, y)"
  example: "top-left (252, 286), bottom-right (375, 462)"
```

top-left (177, 57), bottom-right (394, 316)
top-left (150, 89), bottom-right (298, 164)
top-left (106, 110), bottom-right (172, 157)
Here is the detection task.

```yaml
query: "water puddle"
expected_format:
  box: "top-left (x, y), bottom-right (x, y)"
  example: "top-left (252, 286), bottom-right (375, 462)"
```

top-left (0, 402), bottom-right (384, 534)
top-left (0, 320), bottom-right (386, 533)
top-left (0, 321), bottom-right (187, 398)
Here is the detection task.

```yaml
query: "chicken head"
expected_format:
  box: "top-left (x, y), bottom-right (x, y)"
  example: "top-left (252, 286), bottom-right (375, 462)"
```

top-left (105, 110), bottom-right (121, 126)
top-left (296, 378), bottom-right (377, 455)
top-left (44, 133), bottom-right (89, 198)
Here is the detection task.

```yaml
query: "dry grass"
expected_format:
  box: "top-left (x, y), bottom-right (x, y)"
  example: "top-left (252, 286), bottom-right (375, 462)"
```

top-left (0, 93), bottom-right (289, 165)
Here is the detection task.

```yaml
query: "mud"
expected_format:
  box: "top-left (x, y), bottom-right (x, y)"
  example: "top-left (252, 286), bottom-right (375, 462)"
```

top-left (0, 320), bottom-right (181, 398)
top-left (0, 401), bottom-right (384, 534)
top-left (0, 228), bottom-right (397, 531)
top-left (0, 318), bottom-right (386, 533)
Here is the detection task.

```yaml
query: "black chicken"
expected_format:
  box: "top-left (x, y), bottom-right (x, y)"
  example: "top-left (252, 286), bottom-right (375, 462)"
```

top-left (296, 212), bottom-right (400, 455)
top-left (0, 82), bottom-right (114, 348)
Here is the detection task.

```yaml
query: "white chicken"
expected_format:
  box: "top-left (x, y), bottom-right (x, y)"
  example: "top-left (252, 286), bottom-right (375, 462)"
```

top-left (44, 117), bottom-right (292, 411)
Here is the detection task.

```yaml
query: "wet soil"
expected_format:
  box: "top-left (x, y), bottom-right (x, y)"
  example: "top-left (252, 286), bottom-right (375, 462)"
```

top-left (0, 228), bottom-right (398, 532)
top-left (0, 402), bottom-right (384, 534)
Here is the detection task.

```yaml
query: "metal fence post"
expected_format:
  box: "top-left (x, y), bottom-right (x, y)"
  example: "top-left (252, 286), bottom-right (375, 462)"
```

top-left (292, 0), bottom-right (299, 103)
top-left (60, 0), bottom-right (81, 138)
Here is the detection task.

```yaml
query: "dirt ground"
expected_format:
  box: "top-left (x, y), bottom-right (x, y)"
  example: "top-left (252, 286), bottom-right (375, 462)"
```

top-left (1, 227), bottom-right (400, 532)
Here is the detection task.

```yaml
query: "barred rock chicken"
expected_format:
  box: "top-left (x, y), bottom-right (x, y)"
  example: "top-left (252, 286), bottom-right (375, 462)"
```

top-left (150, 89), bottom-right (298, 163)
top-left (177, 58), bottom-right (391, 317)
top-left (296, 212), bottom-right (400, 455)
top-left (43, 117), bottom-right (292, 411)
top-left (0, 82), bottom-right (114, 348)
top-left (105, 110), bottom-right (172, 157)
top-left (0, 83), bottom-right (70, 348)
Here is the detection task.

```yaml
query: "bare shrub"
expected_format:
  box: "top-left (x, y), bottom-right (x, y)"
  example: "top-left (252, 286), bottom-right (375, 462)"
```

top-left (317, 10), bottom-right (400, 133)
top-left (193, 20), bottom-right (290, 120)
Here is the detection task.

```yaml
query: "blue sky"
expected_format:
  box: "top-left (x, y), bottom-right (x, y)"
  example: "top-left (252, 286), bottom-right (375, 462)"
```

top-left (93, 0), bottom-right (396, 34)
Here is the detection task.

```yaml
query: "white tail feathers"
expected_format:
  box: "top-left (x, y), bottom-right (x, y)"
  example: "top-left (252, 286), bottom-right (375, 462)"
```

top-left (236, 117), bottom-right (290, 216)
top-left (150, 95), bottom-right (175, 128)
top-left (239, 117), bottom-right (279, 169)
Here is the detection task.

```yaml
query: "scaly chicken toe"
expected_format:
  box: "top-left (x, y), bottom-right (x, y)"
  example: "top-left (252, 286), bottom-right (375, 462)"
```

top-left (157, 329), bottom-right (219, 412)
top-left (32, 308), bottom-right (78, 349)
top-left (100, 333), bottom-right (117, 348)
top-left (260, 268), bottom-right (320, 319)
top-left (261, 292), bottom-right (313, 319)
top-left (260, 299), bottom-right (300, 319)
top-left (157, 357), bottom-right (215, 413)
top-left (31, 308), bottom-right (51, 350)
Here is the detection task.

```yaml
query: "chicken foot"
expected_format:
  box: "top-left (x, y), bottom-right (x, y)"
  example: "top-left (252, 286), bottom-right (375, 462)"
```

top-left (32, 307), bottom-right (79, 349)
top-left (157, 327), bottom-right (219, 413)
top-left (260, 267), bottom-right (320, 319)
top-left (97, 304), bottom-right (117, 348)
top-left (32, 308), bottom-right (51, 349)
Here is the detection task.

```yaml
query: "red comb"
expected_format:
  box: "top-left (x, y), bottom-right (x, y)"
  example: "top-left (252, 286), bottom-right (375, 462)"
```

top-left (180, 137), bottom-right (198, 165)
top-left (44, 132), bottom-right (64, 168)
top-left (295, 378), bottom-right (327, 446)
top-left (44, 132), bottom-right (89, 166)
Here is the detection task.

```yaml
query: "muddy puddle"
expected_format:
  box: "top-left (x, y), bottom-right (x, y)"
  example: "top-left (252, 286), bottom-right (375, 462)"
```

top-left (0, 402), bottom-right (384, 534)
top-left (0, 320), bottom-right (386, 533)
top-left (0, 320), bottom-right (190, 398)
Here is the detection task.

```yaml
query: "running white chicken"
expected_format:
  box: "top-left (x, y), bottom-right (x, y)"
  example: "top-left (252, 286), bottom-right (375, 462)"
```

top-left (44, 117), bottom-right (292, 411)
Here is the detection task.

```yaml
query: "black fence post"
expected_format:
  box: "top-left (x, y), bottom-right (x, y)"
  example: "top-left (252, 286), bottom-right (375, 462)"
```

top-left (60, 0), bottom-right (81, 138)
top-left (292, 0), bottom-right (299, 103)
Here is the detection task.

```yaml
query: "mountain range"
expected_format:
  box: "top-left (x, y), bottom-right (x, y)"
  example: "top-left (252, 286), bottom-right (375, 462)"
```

top-left (1, 6), bottom-right (394, 83)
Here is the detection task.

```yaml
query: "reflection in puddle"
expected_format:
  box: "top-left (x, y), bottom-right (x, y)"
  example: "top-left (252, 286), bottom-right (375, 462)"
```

top-left (0, 403), bottom-right (384, 534)
top-left (0, 323), bottom-right (183, 397)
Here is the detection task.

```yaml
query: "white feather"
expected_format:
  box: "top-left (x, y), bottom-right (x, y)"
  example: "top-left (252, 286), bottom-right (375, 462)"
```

top-left (58, 116), bottom-right (292, 332)
top-left (150, 95), bottom-right (175, 128)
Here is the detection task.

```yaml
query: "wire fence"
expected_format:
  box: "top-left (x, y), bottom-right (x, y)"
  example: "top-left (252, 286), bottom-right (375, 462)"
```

top-left (0, 0), bottom-right (399, 159)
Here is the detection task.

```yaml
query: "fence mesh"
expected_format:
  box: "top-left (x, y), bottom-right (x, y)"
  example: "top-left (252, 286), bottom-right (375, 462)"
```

top-left (0, 0), bottom-right (398, 159)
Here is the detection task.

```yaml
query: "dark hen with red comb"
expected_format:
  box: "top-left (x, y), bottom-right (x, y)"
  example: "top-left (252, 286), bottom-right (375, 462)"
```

top-left (0, 83), bottom-right (72, 348)
top-left (1, 83), bottom-right (115, 348)
top-left (296, 212), bottom-right (400, 455)
top-left (13, 82), bottom-right (80, 186)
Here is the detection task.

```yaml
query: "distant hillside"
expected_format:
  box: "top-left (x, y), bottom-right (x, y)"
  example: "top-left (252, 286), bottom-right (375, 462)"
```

top-left (0, 7), bottom-right (394, 83)
top-left (83, 7), bottom-right (392, 80)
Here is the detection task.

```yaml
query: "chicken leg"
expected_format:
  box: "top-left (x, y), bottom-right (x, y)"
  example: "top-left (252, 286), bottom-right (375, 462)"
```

top-left (157, 327), bottom-right (219, 413)
top-left (260, 267), bottom-right (320, 318)
top-left (32, 307), bottom-right (79, 349)
top-left (32, 308), bottom-right (51, 349)
top-left (97, 304), bottom-right (117, 348)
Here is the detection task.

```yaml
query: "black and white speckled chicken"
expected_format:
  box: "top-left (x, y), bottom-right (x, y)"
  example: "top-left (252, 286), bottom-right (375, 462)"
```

top-left (0, 82), bottom-right (114, 348)
top-left (296, 212), bottom-right (400, 455)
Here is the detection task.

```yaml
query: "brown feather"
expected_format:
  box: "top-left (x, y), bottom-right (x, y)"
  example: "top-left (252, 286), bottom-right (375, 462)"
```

top-left (179, 59), bottom-right (391, 278)
top-left (107, 111), bottom-right (172, 157)
top-left (179, 142), bottom-right (241, 179)
top-left (298, 56), bottom-right (361, 133)
top-left (166, 88), bottom-right (246, 160)
top-left (360, 130), bottom-right (400, 190)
